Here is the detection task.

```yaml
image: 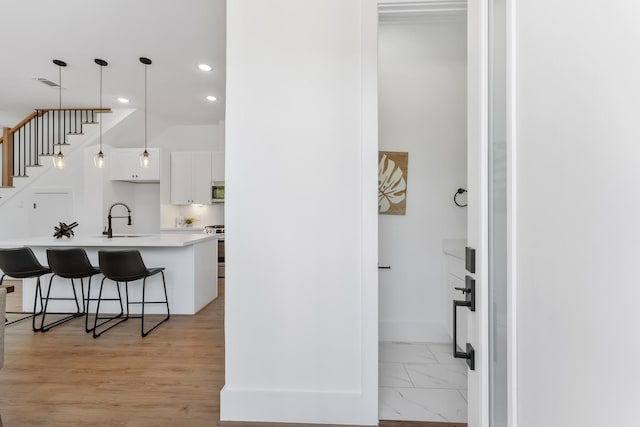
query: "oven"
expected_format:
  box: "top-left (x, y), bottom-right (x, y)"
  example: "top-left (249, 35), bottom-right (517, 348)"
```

top-left (204, 225), bottom-right (225, 278)
top-left (211, 181), bottom-right (225, 203)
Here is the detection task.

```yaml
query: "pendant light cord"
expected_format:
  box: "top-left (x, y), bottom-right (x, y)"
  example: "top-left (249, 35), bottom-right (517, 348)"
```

top-left (99, 63), bottom-right (103, 151)
top-left (144, 62), bottom-right (147, 151)
top-left (58, 65), bottom-right (62, 154)
top-left (59, 66), bottom-right (62, 110)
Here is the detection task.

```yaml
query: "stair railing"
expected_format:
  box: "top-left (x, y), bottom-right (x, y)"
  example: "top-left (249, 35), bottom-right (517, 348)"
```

top-left (1, 108), bottom-right (110, 187)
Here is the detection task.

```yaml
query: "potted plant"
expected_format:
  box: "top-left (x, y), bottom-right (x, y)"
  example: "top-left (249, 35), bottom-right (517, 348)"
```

top-left (183, 217), bottom-right (196, 227)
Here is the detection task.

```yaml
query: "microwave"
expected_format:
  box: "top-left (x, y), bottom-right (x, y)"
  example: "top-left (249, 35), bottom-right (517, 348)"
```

top-left (211, 181), bottom-right (225, 203)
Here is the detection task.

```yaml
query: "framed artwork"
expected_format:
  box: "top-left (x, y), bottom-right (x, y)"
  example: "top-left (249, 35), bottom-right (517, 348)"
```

top-left (378, 151), bottom-right (408, 215)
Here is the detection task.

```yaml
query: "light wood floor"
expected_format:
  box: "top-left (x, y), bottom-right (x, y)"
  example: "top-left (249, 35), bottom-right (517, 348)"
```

top-left (0, 279), bottom-right (464, 427)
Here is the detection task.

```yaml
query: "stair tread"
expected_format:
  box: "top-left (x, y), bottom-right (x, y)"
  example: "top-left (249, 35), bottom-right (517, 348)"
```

top-left (0, 186), bottom-right (15, 189)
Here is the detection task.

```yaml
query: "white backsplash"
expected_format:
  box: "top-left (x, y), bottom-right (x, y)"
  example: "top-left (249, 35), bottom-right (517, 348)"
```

top-left (160, 203), bottom-right (224, 229)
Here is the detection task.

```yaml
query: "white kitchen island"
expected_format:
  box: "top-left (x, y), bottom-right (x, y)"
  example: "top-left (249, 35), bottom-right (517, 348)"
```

top-left (0, 233), bottom-right (218, 315)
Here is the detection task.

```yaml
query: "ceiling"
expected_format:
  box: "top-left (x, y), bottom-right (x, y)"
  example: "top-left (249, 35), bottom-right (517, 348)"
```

top-left (0, 0), bottom-right (226, 128)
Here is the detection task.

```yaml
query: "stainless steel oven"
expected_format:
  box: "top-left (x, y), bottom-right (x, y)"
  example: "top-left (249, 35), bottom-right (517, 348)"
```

top-left (211, 181), bottom-right (224, 203)
top-left (204, 225), bottom-right (225, 278)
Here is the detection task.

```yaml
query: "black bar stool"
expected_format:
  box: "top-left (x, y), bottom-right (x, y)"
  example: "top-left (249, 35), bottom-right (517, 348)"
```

top-left (44, 248), bottom-right (106, 333)
top-left (0, 247), bottom-right (50, 331)
top-left (95, 250), bottom-right (170, 338)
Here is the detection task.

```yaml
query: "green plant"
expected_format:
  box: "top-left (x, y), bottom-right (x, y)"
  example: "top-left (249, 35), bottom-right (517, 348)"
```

top-left (183, 217), bottom-right (196, 225)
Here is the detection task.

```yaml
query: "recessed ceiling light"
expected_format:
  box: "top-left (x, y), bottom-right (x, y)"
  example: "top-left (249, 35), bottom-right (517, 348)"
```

top-left (198, 64), bottom-right (212, 72)
top-left (117, 97), bottom-right (130, 104)
top-left (206, 95), bottom-right (217, 102)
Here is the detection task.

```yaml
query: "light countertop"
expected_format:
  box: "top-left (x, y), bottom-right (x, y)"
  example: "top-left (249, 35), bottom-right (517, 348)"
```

top-left (442, 238), bottom-right (466, 260)
top-left (160, 227), bottom-right (205, 231)
top-left (0, 233), bottom-right (217, 248)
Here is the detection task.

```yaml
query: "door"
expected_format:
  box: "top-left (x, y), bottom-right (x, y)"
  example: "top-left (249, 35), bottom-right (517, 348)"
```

top-left (29, 190), bottom-right (73, 237)
top-left (466, 0), bottom-right (510, 425)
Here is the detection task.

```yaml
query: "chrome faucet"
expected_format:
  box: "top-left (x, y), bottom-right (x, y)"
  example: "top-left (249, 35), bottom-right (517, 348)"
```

top-left (104, 202), bottom-right (132, 238)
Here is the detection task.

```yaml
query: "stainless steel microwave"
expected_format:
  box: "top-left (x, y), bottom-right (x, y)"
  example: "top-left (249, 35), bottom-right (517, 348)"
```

top-left (211, 181), bottom-right (224, 203)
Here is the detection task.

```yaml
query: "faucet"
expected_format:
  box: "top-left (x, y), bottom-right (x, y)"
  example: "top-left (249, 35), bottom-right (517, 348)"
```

top-left (104, 202), bottom-right (132, 238)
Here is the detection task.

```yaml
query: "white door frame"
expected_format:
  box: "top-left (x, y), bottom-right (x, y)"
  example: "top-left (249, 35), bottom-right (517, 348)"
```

top-left (467, 0), bottom-right (517, 426)
top-left (371, 1), bottom-right (518, 425)
top-left (504, 0), bottom-right (518, 425)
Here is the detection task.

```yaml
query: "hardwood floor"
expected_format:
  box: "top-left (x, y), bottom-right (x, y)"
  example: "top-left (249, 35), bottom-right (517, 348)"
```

top-left (0, 279), bottom-right (464, 427)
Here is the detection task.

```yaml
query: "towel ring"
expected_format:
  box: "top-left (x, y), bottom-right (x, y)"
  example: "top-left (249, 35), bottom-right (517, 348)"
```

top-left (454, 188), bottom-right (467, 207)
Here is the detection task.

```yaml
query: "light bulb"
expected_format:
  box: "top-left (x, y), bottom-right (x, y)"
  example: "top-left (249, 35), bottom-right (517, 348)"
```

top-left (53, 152), bottom-right (65, 169)
top-left (139, 150), bottom-right (151, 168)
top-left (94, 151), bottom-right (105, 168)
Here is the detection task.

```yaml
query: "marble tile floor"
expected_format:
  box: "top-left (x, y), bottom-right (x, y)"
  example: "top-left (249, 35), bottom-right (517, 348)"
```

top-left (379, 342), bottom-right (468, 423)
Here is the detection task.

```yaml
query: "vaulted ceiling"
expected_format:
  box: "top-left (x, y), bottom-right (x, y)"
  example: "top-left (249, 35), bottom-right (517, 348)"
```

top-left (0, 0), bottom-right (226, 128)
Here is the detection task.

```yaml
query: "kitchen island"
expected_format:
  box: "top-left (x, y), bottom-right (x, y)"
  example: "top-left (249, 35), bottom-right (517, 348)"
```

top-left (0, 233), bottom-right (218, 315)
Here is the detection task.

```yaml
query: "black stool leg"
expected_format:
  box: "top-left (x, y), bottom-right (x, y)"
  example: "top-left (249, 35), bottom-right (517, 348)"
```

top-left (31, 276), bottom-right (44, 332)
top-left (1, 274), bottom-right (45, 328)
top-left (93, 278), bottom-right (127, 338)
top-left (141, 271), bottom-right (170, 337)
top-left (85, 276), bottom-right (93, 333)
top-left (40, 275), bottom-right (84, 332)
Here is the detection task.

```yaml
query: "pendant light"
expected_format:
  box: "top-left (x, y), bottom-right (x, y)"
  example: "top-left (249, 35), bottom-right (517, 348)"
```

top-left (52, 59), bottom-right (67, 169)
top-left (93, 59), bottom-right (108, 168)
top-left (139, 57), bottom-right (152, 168)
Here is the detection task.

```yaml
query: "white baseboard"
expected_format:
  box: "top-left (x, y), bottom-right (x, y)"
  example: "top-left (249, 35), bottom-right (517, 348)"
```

top-left (220, 386), bottom-right (377, 425)
top-left (379, 321), bottom-right (449, 343)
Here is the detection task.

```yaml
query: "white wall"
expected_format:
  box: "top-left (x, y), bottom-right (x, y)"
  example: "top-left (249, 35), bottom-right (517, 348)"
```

top-left (514, 0), bottom-right (640, 425)
top-left (378, 19), bottom-right (467, 342)
top-left (222, 0), bottom-right (378, 425)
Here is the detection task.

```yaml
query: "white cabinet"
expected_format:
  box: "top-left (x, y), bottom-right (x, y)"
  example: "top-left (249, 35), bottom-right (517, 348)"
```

top-left (212, 151), bottom-right (225, 181)
top-left (110, 148), bottom-right (160, 182)
top-left (170, 152), bottom-right (212, 205)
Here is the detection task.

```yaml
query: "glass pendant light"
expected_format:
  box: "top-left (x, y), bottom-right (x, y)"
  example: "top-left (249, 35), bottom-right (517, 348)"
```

top-left (93, 58), bottom-right (108, 168)
top-left (139, 57), bottom-right (152, 168)
top-left (52, 59), bottom-right (67, 169)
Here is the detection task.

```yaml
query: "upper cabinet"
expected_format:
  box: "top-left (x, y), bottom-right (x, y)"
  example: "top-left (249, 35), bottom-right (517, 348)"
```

top-left (110, 148), bottom-right (160, 182)
top-left (212, 151), bottom-right (225, 182)
top-left (170, 152), bottom-right (212, 205)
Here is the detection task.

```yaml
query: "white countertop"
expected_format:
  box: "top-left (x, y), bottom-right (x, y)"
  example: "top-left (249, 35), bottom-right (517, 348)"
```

top-left (160, 227), bottom-right (205, 231)
top-left (442, 238), bottom-right (466, 260)
top-left (0, 233), bottom-right (217, 248)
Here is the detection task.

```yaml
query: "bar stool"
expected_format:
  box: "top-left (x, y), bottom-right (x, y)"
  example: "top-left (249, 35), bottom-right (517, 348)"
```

top-left (0, 247), bottom-right (50, 331)
top-left (44, 248), bottom-right (106, 333)
top-left (95, 250), bottom-right (170, 338)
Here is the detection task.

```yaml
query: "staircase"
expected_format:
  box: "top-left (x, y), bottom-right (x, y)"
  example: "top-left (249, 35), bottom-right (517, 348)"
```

top-left (1, 108), bottom-right (109, 188)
